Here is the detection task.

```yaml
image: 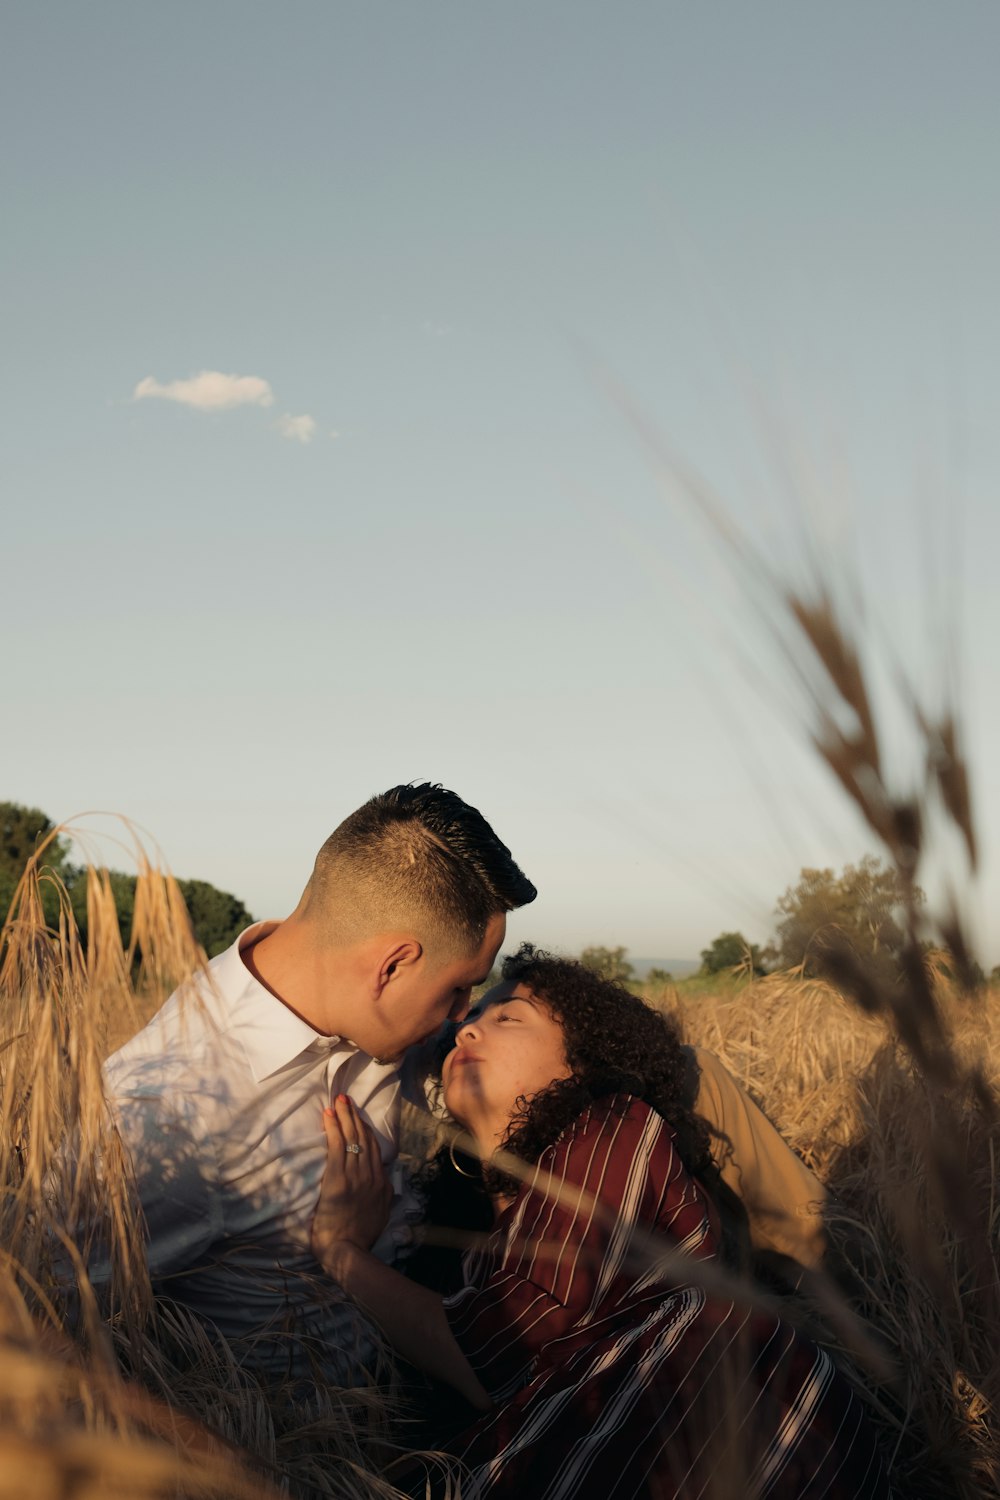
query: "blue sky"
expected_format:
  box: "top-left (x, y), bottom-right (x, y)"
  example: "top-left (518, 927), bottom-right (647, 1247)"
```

top-left (4, 3), bottom-right (1000, 962)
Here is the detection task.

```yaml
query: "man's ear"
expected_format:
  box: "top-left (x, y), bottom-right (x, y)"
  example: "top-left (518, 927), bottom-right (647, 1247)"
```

top-left (376, 938), bottom-right (423, 995)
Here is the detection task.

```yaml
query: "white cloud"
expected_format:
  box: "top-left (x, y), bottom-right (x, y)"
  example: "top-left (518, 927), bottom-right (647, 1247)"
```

top-left (275, 412), bottom-right (317, 444)
top-left (131, 371), bottom-right (320, 448)
top-left (132, 370), bottom-right (275, 412)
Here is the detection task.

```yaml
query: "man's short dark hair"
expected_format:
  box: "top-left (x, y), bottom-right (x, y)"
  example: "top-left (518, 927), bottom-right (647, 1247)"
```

top-left (306, 783), bottom-right (536, 951)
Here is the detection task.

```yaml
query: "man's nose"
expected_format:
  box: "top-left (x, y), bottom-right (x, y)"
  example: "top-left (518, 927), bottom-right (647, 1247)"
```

top-left (450, 992), bottom-right (473, 1023)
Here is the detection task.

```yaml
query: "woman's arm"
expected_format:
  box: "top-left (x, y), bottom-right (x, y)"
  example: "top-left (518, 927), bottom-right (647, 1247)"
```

top-left (322, 1239), bottom-right (490, 1409)
top-left (311, 1095), bottom-right (491, 1411)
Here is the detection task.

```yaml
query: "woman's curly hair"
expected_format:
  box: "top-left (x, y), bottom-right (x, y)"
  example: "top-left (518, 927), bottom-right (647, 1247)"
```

top-left (408, 945), bottom-right (748, 1291)
top-left (494, 944), bottom-right (715, 1187)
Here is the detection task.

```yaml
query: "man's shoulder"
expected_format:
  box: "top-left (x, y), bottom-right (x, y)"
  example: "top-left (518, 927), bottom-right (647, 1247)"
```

top-left (103, 949), bottom-right (239, 1092)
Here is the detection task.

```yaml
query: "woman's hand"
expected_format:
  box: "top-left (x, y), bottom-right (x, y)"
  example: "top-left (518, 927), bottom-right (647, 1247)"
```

top-left (308, 1094), bottom-right (491, 1412)
top-left (311, 1094), bottom-right (394, 1274)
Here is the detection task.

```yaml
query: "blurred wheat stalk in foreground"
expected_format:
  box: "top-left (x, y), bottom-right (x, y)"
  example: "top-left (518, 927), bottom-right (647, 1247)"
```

top-left (616, 392), bottom-right (1000, 1493)
top-left (638, 540), bottom-right (1000, 1494)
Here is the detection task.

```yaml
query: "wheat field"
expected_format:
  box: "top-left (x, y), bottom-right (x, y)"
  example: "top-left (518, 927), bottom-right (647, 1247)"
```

top-left (1, 842), bottom-right (997, 1498)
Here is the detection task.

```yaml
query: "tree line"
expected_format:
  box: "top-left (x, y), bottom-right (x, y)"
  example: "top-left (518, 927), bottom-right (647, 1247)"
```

top-left (1, 801), bottom-right (254, 958)
top-left (583, 854), bottom-right (998, 986)
top-left (700, 855), bottom-right (922, 977)
top-left (5, 805), bottom-right (993, 986)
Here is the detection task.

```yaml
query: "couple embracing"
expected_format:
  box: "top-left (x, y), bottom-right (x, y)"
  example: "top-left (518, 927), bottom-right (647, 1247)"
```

top-left (104, 784), bottom-right (892, 1498)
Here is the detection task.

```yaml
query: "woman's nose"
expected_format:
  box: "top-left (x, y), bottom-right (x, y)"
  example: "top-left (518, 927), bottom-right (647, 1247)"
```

top-left (455, 1017), bottom-right (480, 1045)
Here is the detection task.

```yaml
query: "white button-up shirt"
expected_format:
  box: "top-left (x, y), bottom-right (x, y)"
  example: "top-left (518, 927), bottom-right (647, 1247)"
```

top-left (103, 923), bottom-right (419, 1382)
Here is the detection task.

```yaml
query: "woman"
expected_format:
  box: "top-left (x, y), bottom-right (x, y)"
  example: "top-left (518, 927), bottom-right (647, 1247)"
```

top-left (311, 946), bottom-right (891, 1498)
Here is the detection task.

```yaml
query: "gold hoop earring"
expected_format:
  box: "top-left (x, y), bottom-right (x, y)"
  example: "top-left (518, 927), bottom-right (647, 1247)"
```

top-left (448, 1138), bottom-right (480, 1179)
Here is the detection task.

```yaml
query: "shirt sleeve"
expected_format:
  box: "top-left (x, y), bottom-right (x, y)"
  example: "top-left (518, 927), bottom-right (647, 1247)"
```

top-left (693, 1047), bottom-right (826, 1268)
top-left (444, 1096), bottom-right (716, 1399)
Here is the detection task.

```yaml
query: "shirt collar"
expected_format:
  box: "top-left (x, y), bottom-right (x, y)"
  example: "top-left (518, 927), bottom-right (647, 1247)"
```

top-left (214, 922), bottom-right (355, 1084)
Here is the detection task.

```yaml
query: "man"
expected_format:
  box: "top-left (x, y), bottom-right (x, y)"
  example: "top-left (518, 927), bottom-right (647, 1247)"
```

top-left (103, 782), bottom-right (535, 1383)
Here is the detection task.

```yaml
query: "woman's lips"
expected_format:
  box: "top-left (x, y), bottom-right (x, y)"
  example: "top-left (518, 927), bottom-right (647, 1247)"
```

top-left (445, 1051), bottom-right (482, 1081)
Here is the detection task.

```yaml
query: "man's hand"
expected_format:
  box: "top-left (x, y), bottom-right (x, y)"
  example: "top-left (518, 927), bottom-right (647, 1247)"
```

top-left (310, 1094), bottom-right (394, 1275)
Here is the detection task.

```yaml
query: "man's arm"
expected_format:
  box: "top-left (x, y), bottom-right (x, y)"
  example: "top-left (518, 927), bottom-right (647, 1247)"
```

top-left (692, 1047), bottom-right (826, 1269)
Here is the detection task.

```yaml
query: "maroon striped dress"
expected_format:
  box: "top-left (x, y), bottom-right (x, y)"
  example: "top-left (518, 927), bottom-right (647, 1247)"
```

top-left (440, 1095), bottom-right (891, 1499)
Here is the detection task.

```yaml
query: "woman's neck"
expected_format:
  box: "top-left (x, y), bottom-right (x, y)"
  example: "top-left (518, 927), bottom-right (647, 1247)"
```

top-left (457, 1112), bottom-right (519, 1209)
top-left (461, 1109), bottom-right (510, 1166)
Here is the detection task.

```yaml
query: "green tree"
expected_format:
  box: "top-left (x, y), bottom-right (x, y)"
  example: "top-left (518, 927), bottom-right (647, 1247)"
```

top-left (646, 966), bottom-right (674, 987)
top-left (700, 931), bottom-right (763, 976)
top-left (68, 868), bottom-right (139, 948)
top-left (579, 945), bottom-right (634, 984)
top-left (773, 855), bottom-right (921, 972)
top-left (2, 799), bottom-right (253, 958)
top-left (68, 870), bottom-right (253, 955)
top-left (0, 800), bottom-right (77, 925)
top-left (175, 878), bottom-right (255, 957)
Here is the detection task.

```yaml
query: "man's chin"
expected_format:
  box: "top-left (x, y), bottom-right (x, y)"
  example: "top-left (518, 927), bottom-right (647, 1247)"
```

top-left (379, 1029), bottom-right (436, 1059)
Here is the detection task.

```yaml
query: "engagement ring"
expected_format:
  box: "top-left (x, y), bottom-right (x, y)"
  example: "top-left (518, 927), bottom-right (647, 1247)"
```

top-left (345, 1142), bottom-right (361, 1155)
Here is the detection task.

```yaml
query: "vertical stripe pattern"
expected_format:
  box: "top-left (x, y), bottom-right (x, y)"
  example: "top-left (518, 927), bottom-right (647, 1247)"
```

top-left (434, 1095), bottom-right (891, 1500)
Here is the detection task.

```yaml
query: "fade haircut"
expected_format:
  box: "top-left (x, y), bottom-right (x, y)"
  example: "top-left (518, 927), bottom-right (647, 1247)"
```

top-left (305, 783), bottom-right (536, 953)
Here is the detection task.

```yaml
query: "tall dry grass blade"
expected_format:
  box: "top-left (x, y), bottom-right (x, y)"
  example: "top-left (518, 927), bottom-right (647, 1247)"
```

top-left (85, 865), bottom-right (141, 1052)
top-left (918, 709), bottom-right (978, 872)
top-left (129, 855), bottom-right (207, 1000)
top-left (788, 591), bottom-right (881, 779)
top-left (0, 855), bottom-right (153, 1362)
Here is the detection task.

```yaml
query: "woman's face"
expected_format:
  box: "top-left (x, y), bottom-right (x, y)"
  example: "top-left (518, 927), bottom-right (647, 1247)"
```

top-left (441, 982), bottom-right (572, 1145)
